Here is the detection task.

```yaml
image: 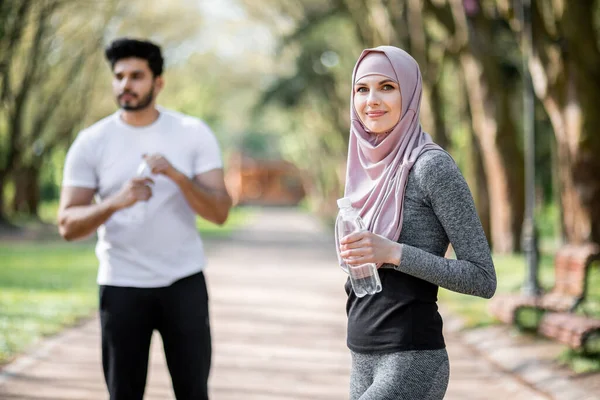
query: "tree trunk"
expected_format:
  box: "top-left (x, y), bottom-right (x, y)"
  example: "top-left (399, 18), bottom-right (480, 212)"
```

top-left (460, 53), bottom-right (524, 253)
top-left (471, 122), bottom-right (491, 243)
top-left (0, 172), bottom-right (10, 225)
top-left (530, 0), bottom-right (600, 243)
top-left (425, 0), bottom-right (525, 253)
top-left (405, 0), bottom-right (450, 150)
top-left (428, 78), bottom-right (450, 150)
top-left (532, 71), bottom-right (600, 243)
top-left (11, 165), bottom-right (41, 218)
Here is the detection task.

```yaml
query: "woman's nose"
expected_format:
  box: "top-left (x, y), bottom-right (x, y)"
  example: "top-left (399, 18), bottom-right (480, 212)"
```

top-left (367, 91), bottom-right (380, 106)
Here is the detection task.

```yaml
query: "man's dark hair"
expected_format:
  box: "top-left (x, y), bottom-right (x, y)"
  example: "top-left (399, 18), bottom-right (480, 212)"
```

top-left (104, 38), bottom-right (164, 77)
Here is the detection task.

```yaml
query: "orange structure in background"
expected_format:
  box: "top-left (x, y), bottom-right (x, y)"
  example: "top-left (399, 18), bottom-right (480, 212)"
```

top-left (225, 152), bottom-right (306, 206)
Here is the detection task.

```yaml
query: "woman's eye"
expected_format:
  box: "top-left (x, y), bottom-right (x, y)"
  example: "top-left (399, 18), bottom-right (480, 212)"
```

top-left (382, 84), bottom-right (395, 90)
top-left (356, 87), bottom-right (368, 93)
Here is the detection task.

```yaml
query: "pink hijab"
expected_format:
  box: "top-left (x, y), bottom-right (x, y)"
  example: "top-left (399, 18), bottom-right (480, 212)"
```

top-left (338, 46), bottom-right (443, 252)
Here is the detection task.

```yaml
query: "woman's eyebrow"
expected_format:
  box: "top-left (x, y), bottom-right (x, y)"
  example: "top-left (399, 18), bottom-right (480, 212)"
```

top-left (354, 78), bottom-right (397, 85)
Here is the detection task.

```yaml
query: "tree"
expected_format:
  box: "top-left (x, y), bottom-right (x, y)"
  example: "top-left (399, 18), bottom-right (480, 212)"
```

top-left (0, 0), bottom-right (116, 220)
top-left (425, 0), bottom-right (525, 253)
top-left (526, 0), bottom-right (600, 243)
top-left (0, 0), bottom-right (212, 222)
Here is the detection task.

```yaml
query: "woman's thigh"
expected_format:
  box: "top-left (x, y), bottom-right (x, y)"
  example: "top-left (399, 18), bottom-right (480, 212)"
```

top-left (350, 351), bottom-right (376, 400)
top-left (351, 349), bottom-right (449, 400)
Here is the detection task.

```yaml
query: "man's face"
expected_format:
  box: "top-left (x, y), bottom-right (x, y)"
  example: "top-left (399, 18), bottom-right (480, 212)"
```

top-left (112, 57), bottom-right (163, 111)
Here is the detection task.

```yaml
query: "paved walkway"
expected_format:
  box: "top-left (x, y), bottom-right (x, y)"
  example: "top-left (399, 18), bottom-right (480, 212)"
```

top-left (0, 208), bottom-right (596, 399)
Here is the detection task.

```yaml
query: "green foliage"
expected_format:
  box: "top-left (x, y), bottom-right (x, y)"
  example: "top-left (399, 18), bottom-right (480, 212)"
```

top-left (558, 348), bottom-right (600, 373)
top-left (4, 0), bottom-right (600, 250)
top-left (581, 261), bottom-right (600, 318)
top-left (245, 12), bottom-right (365, 212)
top-left (536, 202), bottom-right (561, 246)
top-left (514, 306), bottom-right (544, 331)
top-left (534, 104), bottom-right (556, 205)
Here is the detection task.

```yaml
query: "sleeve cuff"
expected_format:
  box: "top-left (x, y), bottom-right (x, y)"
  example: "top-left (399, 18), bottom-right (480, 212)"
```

top-left (61, 180), bottom-right (97, 189)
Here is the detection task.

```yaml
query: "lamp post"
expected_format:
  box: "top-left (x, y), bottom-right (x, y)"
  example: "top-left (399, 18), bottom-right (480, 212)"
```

top-left (519, 0), bottom-right (541, 296)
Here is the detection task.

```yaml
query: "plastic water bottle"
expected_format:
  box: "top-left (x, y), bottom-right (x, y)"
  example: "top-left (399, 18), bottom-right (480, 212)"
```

top-left (336, 197), bottom-right (382, 297)
top-left (124, 160), bottom-right (151, 225)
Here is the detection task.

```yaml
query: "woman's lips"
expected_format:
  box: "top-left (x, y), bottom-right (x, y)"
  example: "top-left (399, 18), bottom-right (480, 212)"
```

top-left (366, 111), bottom-right (386, 118)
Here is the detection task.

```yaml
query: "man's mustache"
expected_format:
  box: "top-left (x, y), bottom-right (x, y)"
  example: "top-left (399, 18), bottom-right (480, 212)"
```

top-left (118, 91), bottom-right (137, 99)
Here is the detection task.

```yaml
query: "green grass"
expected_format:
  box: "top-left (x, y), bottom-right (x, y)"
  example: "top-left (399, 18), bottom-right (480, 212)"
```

top-left (0, 242), bottom-right (98, 364)
top-left (0, 205), bottom-right (256, 365)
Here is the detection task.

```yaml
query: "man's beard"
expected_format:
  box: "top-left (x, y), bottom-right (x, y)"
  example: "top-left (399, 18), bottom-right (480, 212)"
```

top-left (118, 84), bottom-right (155, 111)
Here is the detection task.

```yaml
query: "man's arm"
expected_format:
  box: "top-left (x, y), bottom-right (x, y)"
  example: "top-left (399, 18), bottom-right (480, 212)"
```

top-left (172, 168), bottom-right (232, 225)
top-left (57, 177), bottom-right (154, 241)
top-left (57, 187), bottom-right (114, 241)
top-left (143, 154), bottom-right (232, 225)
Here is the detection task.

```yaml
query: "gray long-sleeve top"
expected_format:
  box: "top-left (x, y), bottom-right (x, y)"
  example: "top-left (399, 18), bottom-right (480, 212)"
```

top-left (345, 149), bottom-right (496, 353)
top-left (392, 149), bottom-right (496, 298)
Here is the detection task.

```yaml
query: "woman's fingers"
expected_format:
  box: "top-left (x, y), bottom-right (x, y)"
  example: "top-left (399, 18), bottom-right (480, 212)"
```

top-left (339, 230), bottom-right (368, 245)
top-left (343, 254), bottom-right (370, 265)
top-left (341, 245), bottom-right (375, 263)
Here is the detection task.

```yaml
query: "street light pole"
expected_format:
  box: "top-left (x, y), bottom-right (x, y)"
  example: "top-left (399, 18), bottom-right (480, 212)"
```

top-left (519, 0), bottom-right (541, 296)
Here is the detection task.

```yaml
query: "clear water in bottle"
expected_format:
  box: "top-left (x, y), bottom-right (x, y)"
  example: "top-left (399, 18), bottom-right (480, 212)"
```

top-left (336, 197), bottom-right (382, 297)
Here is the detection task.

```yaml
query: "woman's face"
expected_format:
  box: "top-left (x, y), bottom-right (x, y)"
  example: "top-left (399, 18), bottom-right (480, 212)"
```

top-left (353, 74), bottom-right (402, 134)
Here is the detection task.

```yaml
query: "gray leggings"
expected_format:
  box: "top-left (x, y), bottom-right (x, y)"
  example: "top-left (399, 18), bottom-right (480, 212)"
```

top-left (350, 349), bottom-right (449, 400)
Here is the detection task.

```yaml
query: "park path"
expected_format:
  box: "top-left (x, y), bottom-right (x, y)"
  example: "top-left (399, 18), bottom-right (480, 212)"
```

top-left (0, 207), bottom-right (576, 399)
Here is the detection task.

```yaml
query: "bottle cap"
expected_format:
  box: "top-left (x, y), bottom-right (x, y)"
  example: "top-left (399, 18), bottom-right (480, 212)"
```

top-left (337, 197), bottom-right (352, 209)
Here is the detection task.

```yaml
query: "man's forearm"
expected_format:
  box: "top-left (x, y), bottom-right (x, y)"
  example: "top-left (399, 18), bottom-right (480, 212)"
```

top-left (173, 172), bottom-right (231, 225)
top-left (58, 199), bottom-right (119, 241)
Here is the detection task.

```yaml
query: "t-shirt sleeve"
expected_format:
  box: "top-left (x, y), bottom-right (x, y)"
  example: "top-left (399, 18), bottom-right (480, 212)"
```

top-left (61, 131), bottom-right (98, 189)
top-left (193, 122), bottom-right (223, 175)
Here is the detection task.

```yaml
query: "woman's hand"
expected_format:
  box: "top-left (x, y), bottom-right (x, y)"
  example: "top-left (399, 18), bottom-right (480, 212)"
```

top-left (339, 230), bottom-right (402, 267)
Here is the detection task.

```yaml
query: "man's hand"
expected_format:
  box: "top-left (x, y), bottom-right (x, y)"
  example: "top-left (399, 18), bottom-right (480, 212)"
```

top-left (143, 153), bottom-right (181, 180)
top-left (141, 153), bottom-right (231, 225)
top-left (111, 177), bottom-right (154, 210)
top-left (339, 230), bottom-right (402, 267)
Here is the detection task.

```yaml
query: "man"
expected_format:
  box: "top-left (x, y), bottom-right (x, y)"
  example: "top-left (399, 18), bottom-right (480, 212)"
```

top-left (58, 38), bottom-right (232, 400)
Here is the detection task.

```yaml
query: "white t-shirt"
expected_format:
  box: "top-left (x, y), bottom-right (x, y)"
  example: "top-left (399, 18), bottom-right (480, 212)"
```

top-left (62, 108), bottom-right (223, 288)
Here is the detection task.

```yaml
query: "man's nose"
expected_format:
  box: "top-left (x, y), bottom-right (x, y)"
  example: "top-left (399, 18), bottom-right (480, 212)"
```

top-left (120, 77), bottom-right (132, 91)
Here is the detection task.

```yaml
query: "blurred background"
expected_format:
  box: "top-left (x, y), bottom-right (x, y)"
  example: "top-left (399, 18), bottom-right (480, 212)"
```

top-left (1, 0), bottom-right (600, 391)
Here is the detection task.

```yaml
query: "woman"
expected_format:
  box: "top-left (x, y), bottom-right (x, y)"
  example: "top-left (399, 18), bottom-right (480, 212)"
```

top-left (336, 46), bottom-right (496, 399)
